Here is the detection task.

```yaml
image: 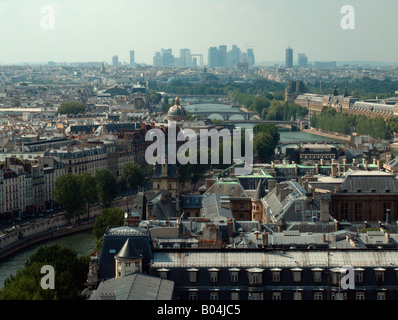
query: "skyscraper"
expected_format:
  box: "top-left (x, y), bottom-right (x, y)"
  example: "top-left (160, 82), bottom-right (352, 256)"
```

top-left (247, 48), bottom-right (255, 67)
top-left (285, 47), bottom-right (293, 68)
top-left (179, 48), bottom-right (192, 68)
top-left (217, 45), bottom-right (227, 68)
top-left (161, 49), bottom-right (174, 67)
top-left (227, 45), bottom-right (241, 68)
top-left (153, 52), bottom-right (162, 67)
top-left (298, 53), bottom-right (308, 68)
top-left (112, 55), bottom-right (119, 67)
top-left (130, 50), bottom-right (135, 66)
top-left (208, 47), bottom-right (218, 67)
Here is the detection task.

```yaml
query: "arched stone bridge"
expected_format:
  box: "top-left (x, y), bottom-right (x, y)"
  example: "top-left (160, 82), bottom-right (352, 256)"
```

top-left (224, 119), bottom-right (310, 130)
top-left (189, 110), bottom-right (258, 121)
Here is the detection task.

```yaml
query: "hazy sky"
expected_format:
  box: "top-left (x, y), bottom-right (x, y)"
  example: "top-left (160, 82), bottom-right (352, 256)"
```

top-left (0, 0), bottom-right (397, 65)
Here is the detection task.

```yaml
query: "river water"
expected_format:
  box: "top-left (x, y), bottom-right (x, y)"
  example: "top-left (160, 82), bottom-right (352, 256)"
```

top-left (0, 103), bottom-right (343, 290)
top-left (0, 230), bottom-right (96, 289)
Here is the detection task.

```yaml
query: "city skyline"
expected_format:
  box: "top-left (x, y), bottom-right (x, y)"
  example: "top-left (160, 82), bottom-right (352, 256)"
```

top-left (0, 0), bottom-right (397, 66)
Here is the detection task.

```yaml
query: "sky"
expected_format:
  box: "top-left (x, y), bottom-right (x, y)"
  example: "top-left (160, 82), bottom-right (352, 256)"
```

top-left (0, 0), bottom-right (397, 65)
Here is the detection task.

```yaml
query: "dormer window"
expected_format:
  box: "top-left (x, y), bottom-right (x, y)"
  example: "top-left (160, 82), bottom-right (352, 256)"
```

top-left (271, 268), bottom-right (282, 283)
top-left (157, 268), bottom-right (170, 280)
top-left (228, 268), bottom-right (240, 283)
top-left (311, 268), bottom-right (323, 283)
top-left (187, 268), bottom-right (199, 283)
top-left (374, 268), bottom-right (385, 282)
top-left (247, 268), bottom-right (264, 285)
top-left (354, 268), bottom-right (364, 283)
top-left (208, 268), bottom-right (220, 283)
top-left (330, 268), bottom-right (343, 285)
top-left (291, 268), bottom-right (303, 282)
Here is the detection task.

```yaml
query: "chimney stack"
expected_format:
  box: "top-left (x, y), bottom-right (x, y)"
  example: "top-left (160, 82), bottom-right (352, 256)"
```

top-left (262, 232), bottom-right (268, 248)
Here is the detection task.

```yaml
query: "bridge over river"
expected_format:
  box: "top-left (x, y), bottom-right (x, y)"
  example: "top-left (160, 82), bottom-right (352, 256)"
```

top-left (176, 95), bottom-right (309, 130)
top-left (224, 119), bottom-right (310, 130)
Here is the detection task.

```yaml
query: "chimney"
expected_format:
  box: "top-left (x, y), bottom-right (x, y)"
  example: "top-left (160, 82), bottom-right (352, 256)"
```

top-left (331, 160), bottom-right (337, 176)
top-left (262, 232), bottom-right (268, 248)
top-left (227, 219), bottom-right (234, 238)
top-left (276, 183), bottom-right (282, 197)
top-left (334, 219), bottom-right (339, 231)
top-left (305, 193), bottom-right (313, 211)
top-left (343, 158), bottom-right (348, 172)
top-left (268, 180), bottom-right (276, 192)
top-left (280, 187), bottom-right (290, 202)
top-left (319, 197), bottom-right (330, 222)
top-left (385, 232), bottom-right (390, 244)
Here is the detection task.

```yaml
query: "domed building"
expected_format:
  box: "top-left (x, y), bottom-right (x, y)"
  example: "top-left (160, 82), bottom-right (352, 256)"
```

top-left (167, 97), bottom-right (188, 122)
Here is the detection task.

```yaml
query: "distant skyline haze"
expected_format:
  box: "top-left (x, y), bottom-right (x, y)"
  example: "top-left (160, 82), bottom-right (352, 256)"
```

top-left (0, 0), bottom-right (397, 65)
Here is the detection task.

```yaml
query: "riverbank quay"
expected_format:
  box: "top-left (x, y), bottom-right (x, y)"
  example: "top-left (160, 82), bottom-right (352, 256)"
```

top-left (0, 217), bottom-right (95, 260)
top-left (301, 128), bottom-right (351, 142)
top-left (0, 195), bottom-right (132, 261)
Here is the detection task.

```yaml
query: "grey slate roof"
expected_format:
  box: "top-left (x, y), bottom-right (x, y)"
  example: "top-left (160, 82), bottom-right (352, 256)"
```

top-left (148, 191), bottom-right (178, 220)
top-left (338, 171), bottom-right (398, 193)
top-left (202, 193), bottom-right (233, 220)
top-left (204, 180), bottom-right (248, 198)
top-left (116, 238), bottom-right (141, 260)
top-left (89, 273), bottom-right (174, 300)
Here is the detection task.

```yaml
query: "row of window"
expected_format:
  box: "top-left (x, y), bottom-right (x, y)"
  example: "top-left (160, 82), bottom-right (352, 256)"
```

top-left (158, 267), bottom-right (391, 285)
top-left (186, 289), bottom-right (388, 300)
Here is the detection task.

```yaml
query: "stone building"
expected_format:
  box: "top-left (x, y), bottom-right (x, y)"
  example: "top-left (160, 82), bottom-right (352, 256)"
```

top-left (285, 80), bottom-right (308, 103)
top-left (166, 97), bottom-right (188, 122)
top-left (330, 171), bottom-right (398, 223)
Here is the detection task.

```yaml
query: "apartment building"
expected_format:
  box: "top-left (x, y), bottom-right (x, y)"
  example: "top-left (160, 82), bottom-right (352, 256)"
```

top-left (43, 156), bottom-right (65, 210)
top-left (46, 145), bottom-right (108, 176)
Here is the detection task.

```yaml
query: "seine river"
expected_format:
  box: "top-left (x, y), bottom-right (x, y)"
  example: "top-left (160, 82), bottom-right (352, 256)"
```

top-left (0, 103), bottom-right (342, 290)
top-left (0, 231), bottom-right (96, 289)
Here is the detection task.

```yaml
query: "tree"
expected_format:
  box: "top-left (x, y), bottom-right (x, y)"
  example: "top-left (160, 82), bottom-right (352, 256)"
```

top-left (95, 169), bottom-right (118, 207)
top-left (56, 102), bottom-right (86, 115)
top-left (253, 132), bottom-right (276, 162)
top-left (77, 172), bottom-right (98, 219)
top-left (121, 162), bottom-right (146, 192)
top-left (149, 89), bottom-right (162, 104)
top-left (0, 245), bottom-right (88, 300)
top-left (253, 123), bottom-right (280, 147)
top-left (252, 95), bottom-right (270, 115)
top-left (54, 174), bottom-right (85, 223)
top-left (93, 207), bottom-right (125, 240)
